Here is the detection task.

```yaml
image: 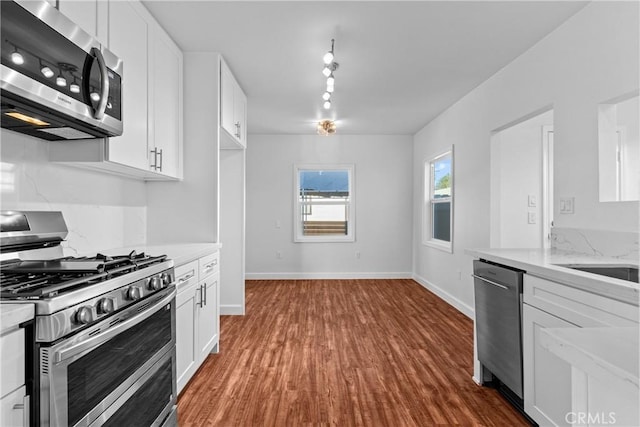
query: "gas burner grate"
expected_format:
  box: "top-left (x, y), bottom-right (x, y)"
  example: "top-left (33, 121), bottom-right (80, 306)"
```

top-left (0, 251), bottom-right (167, 299)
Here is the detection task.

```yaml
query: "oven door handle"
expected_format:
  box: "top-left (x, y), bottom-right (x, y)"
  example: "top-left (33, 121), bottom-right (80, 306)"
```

top-left (54, 289), bottom-right (176, 364)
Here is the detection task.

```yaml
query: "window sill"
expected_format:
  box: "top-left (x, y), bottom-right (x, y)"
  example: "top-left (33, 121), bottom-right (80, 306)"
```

top-left (423, 239), bottom-right (453, 253)
top-left (294, 236), bottom-right (355, 243)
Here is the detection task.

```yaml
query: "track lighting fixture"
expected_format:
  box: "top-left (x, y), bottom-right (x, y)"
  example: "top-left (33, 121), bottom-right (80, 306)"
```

top-left (320, 39), bottom-right (338, 111)
top-left (317, 39), bottom-right (339, 134)
top-left (40, 60), bottom-right (54, 78)
top-left (323, 39), bottom-right (335, 65)
top-left (70, 78), bottom-right (80, 93)
top-left (56, 74), bottom-right (67, 87)
top-left (10, 47), bottom-right (24, 65)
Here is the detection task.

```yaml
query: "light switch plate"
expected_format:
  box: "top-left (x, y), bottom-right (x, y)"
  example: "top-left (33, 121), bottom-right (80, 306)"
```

top-left (528, 212), bottom-right (536, 224)
top-left (528, 195), bottom-right (536, 207)
top-left (559, 197), bottom-right (575, 214)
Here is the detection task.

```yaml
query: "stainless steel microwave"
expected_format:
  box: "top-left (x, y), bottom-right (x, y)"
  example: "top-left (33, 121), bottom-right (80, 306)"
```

top-left (0, 0), bottom-right (123, 140)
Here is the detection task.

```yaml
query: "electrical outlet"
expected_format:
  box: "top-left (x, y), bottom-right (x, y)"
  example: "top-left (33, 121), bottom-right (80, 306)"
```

top-left (355, 251), bottom-right (361, 259)
top-left (275, 220), bottom-right (281, 229)
top-left (276, 251), bottom-right (282, 259)
top-left (528, 212), bottom-right (536, 224)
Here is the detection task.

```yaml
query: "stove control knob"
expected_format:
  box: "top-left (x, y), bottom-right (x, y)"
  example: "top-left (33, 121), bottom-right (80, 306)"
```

top-left (160, 272), bottom-right (172, 286)
top-left (97, 298), bottom-right (115, 315)
top-left (75, 306), bottom-right (93, 325)
top-left (126, 286), bottom-right (143, 301)
top-left (148, 276), bottom-right (162, 291)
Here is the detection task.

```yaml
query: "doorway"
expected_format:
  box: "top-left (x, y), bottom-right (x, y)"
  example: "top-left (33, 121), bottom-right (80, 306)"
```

top-left (490, 109), bottom-right (554, 249)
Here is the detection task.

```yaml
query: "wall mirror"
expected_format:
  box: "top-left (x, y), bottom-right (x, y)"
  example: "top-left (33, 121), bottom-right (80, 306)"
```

top-left (598, 92), bottom-right (639, 202)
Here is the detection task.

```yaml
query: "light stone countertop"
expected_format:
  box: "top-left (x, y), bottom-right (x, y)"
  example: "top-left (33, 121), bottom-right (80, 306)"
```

top-left (540, 326), bottom-right (639, 389)
top-left (0, 304), bottom-right (34, 334)
top-left (465, 248), bottom-right (639, 304)
top-left (101, 243), bottom-right (221, 267)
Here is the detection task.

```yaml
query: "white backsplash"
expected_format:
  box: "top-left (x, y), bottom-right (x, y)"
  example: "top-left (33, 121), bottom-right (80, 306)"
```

top-left (551, 227), bottom-right (639, 261)
top-left (1, 130), bottom-right (147, 256)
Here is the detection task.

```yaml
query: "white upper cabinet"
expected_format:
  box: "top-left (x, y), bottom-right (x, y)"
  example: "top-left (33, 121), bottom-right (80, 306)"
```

top-left (49, 0), bottom-right (183, 181)
top-left (148, 22), bottom-right (183, 179)
top-left (220, 60), bottom-right (247, 149)
top-left (106, 0), bottom-right (150, 172)
top-left (57, 0), bottom-right (108, 43)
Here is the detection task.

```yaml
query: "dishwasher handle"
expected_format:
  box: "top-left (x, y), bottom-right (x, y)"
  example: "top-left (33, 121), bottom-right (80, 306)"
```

top-left (471, 274), bottom-right (509, 290)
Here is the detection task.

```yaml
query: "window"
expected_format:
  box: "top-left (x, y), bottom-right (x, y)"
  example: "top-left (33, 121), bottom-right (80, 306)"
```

top-left (423, 149), bottom-right (453, 252)
top-left (294, 165), bottom-right (354, 242)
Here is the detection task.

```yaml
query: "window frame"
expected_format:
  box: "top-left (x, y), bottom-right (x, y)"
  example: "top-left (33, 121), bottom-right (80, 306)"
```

top-left (293, 164), bottom-right (355, 243)
top-left (422, 148), bottom-right (454, 253)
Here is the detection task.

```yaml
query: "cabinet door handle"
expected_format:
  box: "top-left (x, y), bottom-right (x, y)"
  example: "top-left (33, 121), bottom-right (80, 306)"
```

top-left (235, 121), bottom-right (241, 138)
top-left (158, 148), bottom-right (163, 172)
top-left (197, 284), bottom-right (204, 308)
top-left (13, 395), bottom-right (29, 427)
top-left (203, 282), bottom-right (207, 306)
top-left (150, 148), bottom-right (158, 170)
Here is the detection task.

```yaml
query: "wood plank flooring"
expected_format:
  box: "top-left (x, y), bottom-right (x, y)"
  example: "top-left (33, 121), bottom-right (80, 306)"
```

top-left (177, 279), bottom-right (529, 426)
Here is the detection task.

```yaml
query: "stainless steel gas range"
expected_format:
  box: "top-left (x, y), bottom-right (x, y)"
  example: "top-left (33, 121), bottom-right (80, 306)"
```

top-left (0, 211), bottom-right (178, 427)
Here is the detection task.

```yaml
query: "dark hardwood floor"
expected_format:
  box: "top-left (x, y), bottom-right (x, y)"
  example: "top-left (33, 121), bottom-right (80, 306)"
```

top-left (177, 279), bottom-right (529, 426)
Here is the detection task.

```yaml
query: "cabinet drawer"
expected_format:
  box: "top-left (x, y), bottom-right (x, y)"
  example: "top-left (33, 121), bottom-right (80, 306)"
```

top-left (0, 386), bottom-right (28, 427)
top-left (0, 328), bottom-right (25, 398)
top-left (175, 261), bottom-right (199, 294)
top-left (199, 252), bottom-right (219, 278)
top-left (523, 274), bottom-right (638, 327)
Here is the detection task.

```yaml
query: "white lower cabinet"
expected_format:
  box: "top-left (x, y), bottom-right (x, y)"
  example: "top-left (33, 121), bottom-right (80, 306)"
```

top-left (175, 261), bottom-right (199, 394)
top-left (197, 272), bottom-right (219, 357)
top-left (0, 387), bottom-right (28, 427)
top-left (0, 326), bottom-right (28, 427)
top-left (175, 251), bottom-right (220, 394)
top-left (523, 304), bottom-right (575, 426)
top-left (522, 274), bottom-right (638, 426)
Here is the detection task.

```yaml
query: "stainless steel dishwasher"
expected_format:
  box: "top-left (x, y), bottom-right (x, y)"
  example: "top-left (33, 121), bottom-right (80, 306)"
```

top-left (473, 259), bottom-right (524, 406)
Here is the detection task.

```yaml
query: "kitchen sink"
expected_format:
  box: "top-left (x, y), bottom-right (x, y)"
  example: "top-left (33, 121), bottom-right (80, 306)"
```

top-left (555, 264), bottom-right (639, 283)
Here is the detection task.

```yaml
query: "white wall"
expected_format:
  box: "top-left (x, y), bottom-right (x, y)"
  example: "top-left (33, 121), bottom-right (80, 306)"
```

top-left (220, 148), bottom-right (245, 314)
top-left (246, 134), bottom-right (413, 278)
top-left (0, 130), bottom-right (147, 255)
top-left (413, 1), bottom-right (639, 315)
top-left (146, 53), bottom-right (220, 244)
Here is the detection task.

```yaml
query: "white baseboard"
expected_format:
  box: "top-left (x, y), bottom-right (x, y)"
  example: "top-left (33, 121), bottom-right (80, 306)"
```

top-left (412, 273), bottom-right (474, 319)
top-left (220, 304), bottom-right (244, 315)
top-left (245, 272), bottom-right (413, 280)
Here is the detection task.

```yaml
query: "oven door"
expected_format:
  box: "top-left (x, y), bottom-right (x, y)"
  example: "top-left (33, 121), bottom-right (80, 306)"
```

top-left (38, 286), bottom-right (176, 427)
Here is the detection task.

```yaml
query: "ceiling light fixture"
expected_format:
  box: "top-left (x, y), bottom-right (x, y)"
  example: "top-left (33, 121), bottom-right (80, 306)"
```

top-left (317, 39), bottom-right (339, 133)
top-left (323, 39), bottom-right (335, 65)
top-left (56, 74), bottom-right (67, 87)
top-left (326, 74), bottom-right (335, 87)
top-left (317, 119), bottom-right (336, 136)
top-left (10, 47), bottom-right (24, 65)
top-left (70, 78), bottom-right (80, 93)
top-left (40, 60), bottom-right (54, 78)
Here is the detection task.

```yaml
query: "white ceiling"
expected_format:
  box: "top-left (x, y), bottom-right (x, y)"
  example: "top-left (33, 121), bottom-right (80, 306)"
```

top-left (142, 1), bottom-right (587, 135)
